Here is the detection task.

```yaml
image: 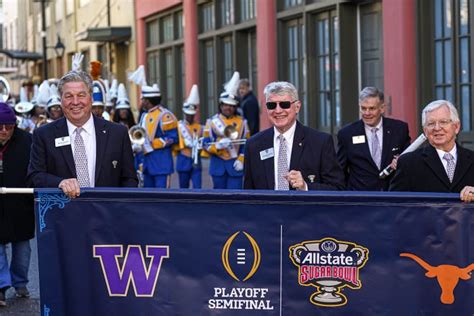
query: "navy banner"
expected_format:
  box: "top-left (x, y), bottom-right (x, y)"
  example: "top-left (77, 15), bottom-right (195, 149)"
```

top-left (35, 189), bottom-right (474, 315)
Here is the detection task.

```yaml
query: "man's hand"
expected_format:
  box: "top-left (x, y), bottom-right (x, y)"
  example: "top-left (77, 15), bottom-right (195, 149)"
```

top-left (285, 170), bottom-right (308, 191)
top-left (216, 138), bottom-right (232, 150)
top-left (233, 160), bottom-right (243, 171)
top-left (58, 178), bottom-right (81, 199)
top-left (460, 186), bottom-right (474, 203)
top-left (389, 155), bottom-right (400, 170)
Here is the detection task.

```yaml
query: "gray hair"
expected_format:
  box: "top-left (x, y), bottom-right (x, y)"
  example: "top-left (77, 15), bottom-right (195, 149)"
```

top-left (263, 81), bottom-right (298, 101)
top-left (421, 100), bottom-right (460, 126)
top-left (359, 87), bottom-right (384, 103)
top-left (239, 78), bottom-right (251, 89)
top-left (58, 70), bottom-right (93, 96)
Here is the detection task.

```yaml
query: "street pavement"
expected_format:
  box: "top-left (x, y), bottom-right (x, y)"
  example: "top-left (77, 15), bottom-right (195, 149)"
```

top-left (0, 159), bottom-right (214, 315)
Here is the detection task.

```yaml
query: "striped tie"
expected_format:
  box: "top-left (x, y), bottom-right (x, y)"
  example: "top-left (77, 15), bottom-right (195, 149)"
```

top-left (73, 127), bottom-right (90, 187)
top-left (277, 134), bottom-right (289, 190)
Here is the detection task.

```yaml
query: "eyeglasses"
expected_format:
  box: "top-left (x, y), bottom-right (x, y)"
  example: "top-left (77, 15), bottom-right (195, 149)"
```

top-left (266, 100), bottom-right (298, 110)
top-left (425, 119), bottom-right (453, 130)
top-left (0, 124), bottom-right (14, 131)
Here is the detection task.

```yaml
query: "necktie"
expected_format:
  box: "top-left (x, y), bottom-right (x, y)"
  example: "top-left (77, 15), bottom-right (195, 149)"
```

top-left (443, 152), bottom-right (455, 183)
top-left (277, 134), bottom-right (289, 190)
top-left (73, 127), bottom-right (90, 187)
top-left (371, 128), bottom-right (381, 170)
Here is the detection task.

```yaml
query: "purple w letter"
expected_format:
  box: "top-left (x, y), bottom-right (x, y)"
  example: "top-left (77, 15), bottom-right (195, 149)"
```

top-left (93, 245), bottom-right (169, 297)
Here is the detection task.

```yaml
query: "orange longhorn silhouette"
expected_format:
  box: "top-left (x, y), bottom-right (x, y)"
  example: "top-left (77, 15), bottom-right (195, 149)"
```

top-left (400, 253), bottom-right (474, 304)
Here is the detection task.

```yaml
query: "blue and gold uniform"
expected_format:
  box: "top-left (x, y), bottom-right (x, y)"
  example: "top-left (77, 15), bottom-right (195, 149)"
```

top-left (203, 113), bottom-right (250, 189)
top-left (142, 105), bottom-right (178, 188)
top-left (176, 120), bottom-right (204, 188)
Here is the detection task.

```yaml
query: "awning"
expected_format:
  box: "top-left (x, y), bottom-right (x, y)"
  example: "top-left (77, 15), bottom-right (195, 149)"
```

top-left (0, 49), bottom-right (43, 61)
top-left (75, 27), bottom-right (132, 43)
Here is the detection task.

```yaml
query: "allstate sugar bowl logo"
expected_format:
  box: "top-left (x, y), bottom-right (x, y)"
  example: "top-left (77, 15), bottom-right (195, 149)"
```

top-left (289, 237), bottom-right (369, 307)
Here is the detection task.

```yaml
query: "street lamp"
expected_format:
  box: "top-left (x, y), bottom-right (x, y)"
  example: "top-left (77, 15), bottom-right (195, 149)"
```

top-left (51, 35), bottom-right (65, 58)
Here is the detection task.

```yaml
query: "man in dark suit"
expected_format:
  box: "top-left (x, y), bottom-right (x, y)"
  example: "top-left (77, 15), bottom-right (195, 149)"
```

top-left (390, 100), bottom-right (474, 202)
top-left (244, 81), bottom-right (344, 191)
top-left (337, 87), bottom-right (411, 190)
top-left (239, 79), bottom-right (260, 135)
top-left (27, 70), bottom-right (137, 198)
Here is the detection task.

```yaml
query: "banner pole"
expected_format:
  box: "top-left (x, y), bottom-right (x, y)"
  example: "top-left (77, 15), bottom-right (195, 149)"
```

top-left (0, 187), bottom-right (35, 194)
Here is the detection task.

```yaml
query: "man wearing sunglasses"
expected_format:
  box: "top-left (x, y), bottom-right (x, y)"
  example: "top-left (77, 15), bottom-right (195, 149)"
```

top-left (390, 100), bottom-right (474, 202)
top-left (243, 81), bottom-right (345, 191)
top-left (0, 103), bottom-right (34, 306)
top-left (336, 87), bottom-right (411, 191)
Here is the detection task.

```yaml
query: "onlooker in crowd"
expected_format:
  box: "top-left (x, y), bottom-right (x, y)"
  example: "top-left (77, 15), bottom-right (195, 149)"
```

top-left (239, 79), bottom-right (260, 136)
top-left (0, 103), bottom-right (34, 306)
top-left (27, 70), bottom-right (138, 198)
top-left (337, 87), bottom-right (411, 190)
top-left (244, 81), bottom-right (345, 191)
top-left (112, 84), bottom-right (135, 129)
top-left (390, 100), bottom-right (474, 202)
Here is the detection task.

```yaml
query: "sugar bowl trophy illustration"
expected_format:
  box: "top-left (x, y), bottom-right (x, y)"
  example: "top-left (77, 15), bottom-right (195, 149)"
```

top-left (289, 237), bottom-right (369, 307)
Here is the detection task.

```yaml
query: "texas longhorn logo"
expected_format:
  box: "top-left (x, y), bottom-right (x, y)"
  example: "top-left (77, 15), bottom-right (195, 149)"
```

top-left (400, 253), bottom-right (474, 304)
top-left (289, 237), bottom-right (369, 307)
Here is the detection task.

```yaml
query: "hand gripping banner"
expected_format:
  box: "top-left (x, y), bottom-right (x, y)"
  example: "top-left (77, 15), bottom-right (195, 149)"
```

top-left (34, 189), bottom-right (474, 315)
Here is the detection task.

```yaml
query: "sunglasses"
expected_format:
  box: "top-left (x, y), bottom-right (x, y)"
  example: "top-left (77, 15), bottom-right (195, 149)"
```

top-left (0, 124), bottom-right (14, 131)
top-left (266, 100), bottom-right (297, 110)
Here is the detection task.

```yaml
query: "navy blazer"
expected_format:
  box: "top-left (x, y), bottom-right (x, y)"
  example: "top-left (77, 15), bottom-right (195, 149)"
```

top-left (389, 144), bottom-right (474, 193)
top-left (243, 121), bottom-right (345, 190)
top-left (337, 117), bottom-right (410, 191)
top-left (27, 116), bottom-right (138, 188)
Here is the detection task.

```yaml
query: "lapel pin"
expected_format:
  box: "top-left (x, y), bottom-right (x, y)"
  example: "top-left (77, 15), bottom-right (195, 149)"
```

top-left (299, 142), bottom-right (302, 147)
top-left (308, 175), bottom-right (315, 183)
top-left (103, 130), bottom-right (106, 134)
top-left (112, 160), bottom-right (118, 168)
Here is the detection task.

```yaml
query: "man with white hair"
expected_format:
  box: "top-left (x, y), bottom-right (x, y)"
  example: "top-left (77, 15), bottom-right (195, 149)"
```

top-left (390, 100), bottom-right (474, 202)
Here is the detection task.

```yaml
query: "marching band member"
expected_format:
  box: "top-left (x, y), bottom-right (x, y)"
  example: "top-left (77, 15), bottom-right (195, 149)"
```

top-left (89, 61), bottom-right (109, 120)
top-left (112, 83), bottom-right (135, 129)
top-left (46, 84), bottom-right (64, 121)
top-left (203, 71), bottom-right (250, 189)
top-left (140, 83), bottom-right (178, 188)
top-left (176, 85), bottom-right (204, 189)
top-left (15, 87), bottom-right (35, 133)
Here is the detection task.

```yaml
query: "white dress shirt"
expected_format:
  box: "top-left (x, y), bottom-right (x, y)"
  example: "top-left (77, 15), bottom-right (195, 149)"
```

top-left (67, 115), bottom-right (97, 187)
top-left (364, 119), bottom-right (383, 157)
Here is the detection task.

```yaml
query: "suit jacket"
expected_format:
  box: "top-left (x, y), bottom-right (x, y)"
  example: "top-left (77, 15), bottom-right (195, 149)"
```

top-left (244, 121), bottom-right (345, 190)
top-left (0, 128), bottom-right (34, 243)
top-left (337, 117), bottom-right (410, 191)
top-left (389, 144), bottom-right (474, 193)
top-left (27, 116), bottom-right (138, 188)
top-left (241, 91), bottom-right (260, 135)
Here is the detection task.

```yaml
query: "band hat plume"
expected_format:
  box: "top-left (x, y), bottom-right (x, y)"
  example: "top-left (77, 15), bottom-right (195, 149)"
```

top-left (103, 79), bottom-right (114, 108)
top-left (31, 84), bottom-right (42, 107)
top-left (0, 102), bottom-right (17, 124)
top-left (128, 65), bottom-right (147, 87)
top-left (71, 52), bottom-right (84, 71)
top-left (15, 87), bottom-right (34, 114)
top-left (107, 79), bottom-right (119, 108)
top-left (219, 71), bottom-right (240, 106)
top-left (90, 60), bottom-right (107, 107)
top-left (37, 80), bottom-right (51, 107)
top-left (183, 84), bottom-right (199, 115)
top-left (47, 84), bottom-right (61, 108)
top-left (115, 84), bottom-right (130, 110)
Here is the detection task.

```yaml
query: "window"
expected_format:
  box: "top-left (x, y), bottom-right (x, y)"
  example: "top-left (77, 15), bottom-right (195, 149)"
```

top-left (55, 0), bottom-right (64, 22)
top-left (284, 0), bottom-right (303, 9)
top-left (66, 0), bottom-right (74, 15)
top-left (240, 0), bottom-right (256, 21)
top-left (98, 44), bottom-right (108, 79)
top-left (285, 18), bottom-right (307, 124)
top-left (220, 0), bottom-right (234, 27)
top-left (223, 36), bottom-right (233, 80)
top-left (147, 51), bottom-right (159, 86)
top-left (433, 0), bottom-right (471, 131)
top-left (204, 40), bottom-right (216, 118)
top-left (201, 3), bottom-right (215, 32)
top-left (176, 11), bottom-right (184, 39)
top-left (162, 15), bottom-right (174, 43)
top-left (163, 49), bottom-right (175, 110)
top-left (147, 19), bottom-right (159, 47)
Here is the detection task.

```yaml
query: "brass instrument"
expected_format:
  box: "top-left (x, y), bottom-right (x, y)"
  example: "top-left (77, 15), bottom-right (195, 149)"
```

top-left (206, 125), bottom-right (247, 146)
top-left (0, 76), bottom-right (10, 102)
top-left (129, 125), bottom-right (147, 146)
top-left (191, 134), bottom-right (202, 166)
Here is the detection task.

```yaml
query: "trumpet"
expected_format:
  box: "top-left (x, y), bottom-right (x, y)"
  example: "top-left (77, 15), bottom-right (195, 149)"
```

top-left (191, 134), bottom-right (202, 166)
top-left (129, 125), bottom-right (146, 146)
